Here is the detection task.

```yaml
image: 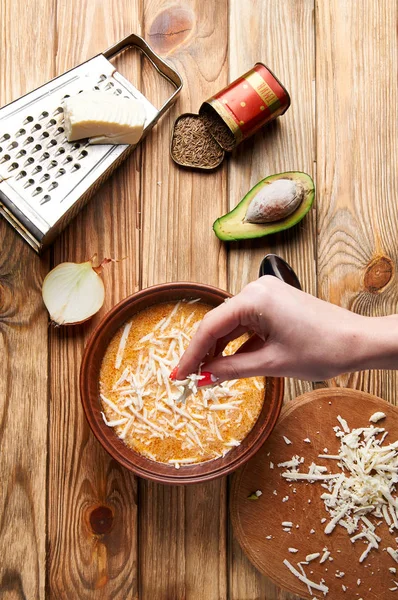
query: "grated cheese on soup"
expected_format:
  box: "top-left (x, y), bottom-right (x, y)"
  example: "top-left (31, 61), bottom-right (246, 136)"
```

top-left (99, 300), bottom-right (265, 467)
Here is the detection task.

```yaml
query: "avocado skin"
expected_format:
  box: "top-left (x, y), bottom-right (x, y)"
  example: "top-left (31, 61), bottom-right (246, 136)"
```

top-left (213, 171), bottom-right (315, 241)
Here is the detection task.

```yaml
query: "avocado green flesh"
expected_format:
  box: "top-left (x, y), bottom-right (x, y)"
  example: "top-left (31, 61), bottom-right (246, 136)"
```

top-left (213, 171), bottom-right (315, 241)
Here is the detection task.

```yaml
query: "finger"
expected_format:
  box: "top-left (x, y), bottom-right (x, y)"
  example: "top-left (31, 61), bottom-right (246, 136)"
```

top-left (201, 348), bottom-right (270, 382)
top-left (213, 325), bottom-right (248, 357)
top-left (177, 298), bottom-right (244, 378)
top-left (235, 333), bottom-right (265, 355)
top-left (202, 331), bottom-right (243, 364)
top-left (200, 334), bottom-right (265, 380)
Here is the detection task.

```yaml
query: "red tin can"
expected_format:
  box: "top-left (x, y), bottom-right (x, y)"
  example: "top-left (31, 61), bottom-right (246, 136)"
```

top-left (199, 63), bottom-right (290, 151)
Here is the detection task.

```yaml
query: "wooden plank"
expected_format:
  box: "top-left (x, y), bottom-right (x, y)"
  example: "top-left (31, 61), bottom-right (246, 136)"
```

top-left (316, 0), bottom-right (398, 402)
top-left (47, 3), bottom-right (142, 598)
top-left (228, 1), bottom-right (316, 598)
top-left (139, 1), bottom-right (228, 598)
top-left (0, 0), bottom-right (54, 598)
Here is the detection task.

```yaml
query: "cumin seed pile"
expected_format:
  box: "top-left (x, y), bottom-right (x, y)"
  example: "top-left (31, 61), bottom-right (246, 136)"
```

top-left (171, 115), bottom-right (224, 168)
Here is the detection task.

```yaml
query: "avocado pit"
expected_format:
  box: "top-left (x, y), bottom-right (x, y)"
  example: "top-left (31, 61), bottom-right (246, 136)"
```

top-left (244, 178), bottom-right (304, 224)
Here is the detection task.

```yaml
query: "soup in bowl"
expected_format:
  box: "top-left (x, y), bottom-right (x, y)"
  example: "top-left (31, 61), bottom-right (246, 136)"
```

top-left (80, 282), bottom-right (284, 484)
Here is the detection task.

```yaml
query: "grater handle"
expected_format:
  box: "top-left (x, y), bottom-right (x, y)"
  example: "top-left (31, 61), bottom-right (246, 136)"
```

top-left (103, 33), bottom-right (183, 126)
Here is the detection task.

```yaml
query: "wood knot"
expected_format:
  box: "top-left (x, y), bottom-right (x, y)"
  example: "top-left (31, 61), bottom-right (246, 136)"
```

top-left (0, 277), bottom-right (17, 319)
top-left (89, 506), bottom-right (114, 535)
top-left (364, 256), bottom-right (394, 293)
top-left (148, 7), bottom-right (194, 54)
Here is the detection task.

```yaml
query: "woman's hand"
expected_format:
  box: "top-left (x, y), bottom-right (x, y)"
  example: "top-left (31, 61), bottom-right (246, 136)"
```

top-left (174, 276), bottom-right (398, 382)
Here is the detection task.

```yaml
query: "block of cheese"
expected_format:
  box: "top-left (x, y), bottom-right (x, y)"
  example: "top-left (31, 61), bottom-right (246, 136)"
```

top-left (63, 91), bottom-right (146, 145)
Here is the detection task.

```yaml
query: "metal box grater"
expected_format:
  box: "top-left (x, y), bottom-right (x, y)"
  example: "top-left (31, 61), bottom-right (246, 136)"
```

top-left (0, 34), bottom-right (182, 252)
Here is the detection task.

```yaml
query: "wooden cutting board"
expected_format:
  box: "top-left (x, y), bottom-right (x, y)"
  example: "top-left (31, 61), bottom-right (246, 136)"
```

top-left (230, 388), bottom-right (398, 600)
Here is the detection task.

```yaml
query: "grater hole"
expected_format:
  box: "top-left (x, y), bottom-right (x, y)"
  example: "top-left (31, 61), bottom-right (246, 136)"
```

top-left (0, 147), bottom-right (2, 153)
top-left (77, 150), bottom-right (88, 159)
top-left (39, 152), bottom-right (50, 162)
top-left (104, 82), bottom-right (114, 90)
top-left (39, 173), bottom-right (51, 183)
top-left (47, 139), bottom-right (57, 148)
top-left (7, 141), bottom-right (18, 150)
top-left (48, 181), bottom-right (58, 191)
top-left (39, 111), bottom-right (49, 120)
top-left (16, 149), bottom-right (27, 158)
top-left (55, 168), bottom-right (66, 178)
top-left (0, 154), bottom-right (11, 163)
top-left (40, 131), bottom-right (50, 140)
top-left (16, 128), bottom-right (26, 137)
top-left (62, 94), bottom-right (70, 99)
top-left (40, 195), bottom-right (51, 205)
top-left (98, 74), bottom-right (107, 82)
top-left (7, 162), bottom-right (19, 172)
top-left (16, 170), bottom-right (27, 180)
top-left (32, 165), bottom-right (43, 175)
top-left (115, 88), bottom-right (123, 95)
top-left (71, 163), bottom-right (81, 172)
top-left (47, 119), bottom-right (57, 128)
top-left (56, 127), bottom-right (64, 135)
top-left (32, 186), bottom-right (43, 196)
top-left (31, 124), bottom-right (42, 132)
top-left (72, 143), bottom-right (80, 150)
top-left (23, 116), bottom-right (34, 124)
top-left (32, 144), bottom-right (42, 153)
top-left (53, 106), bottom-right (63, 115)
top-left (63, 155), bottom-right (73, 164)
top-left (55, 147), bottom-right (66, 156)
top-left (48, 160), bottom-right (58, 169)
top-left (24, 157), bottom-right (35, 166)
top-left (23, 136), bottom-right (34, 146)
top-left (93, 86), bottom-right (100, 90)
top-left (24, 178), bottom-right (35, 188)
top-left (1, 133), bottom-right (11, 142)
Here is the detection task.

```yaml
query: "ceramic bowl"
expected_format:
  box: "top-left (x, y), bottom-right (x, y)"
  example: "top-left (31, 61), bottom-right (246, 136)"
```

top-left (80, 282), bottom-right (284, 484)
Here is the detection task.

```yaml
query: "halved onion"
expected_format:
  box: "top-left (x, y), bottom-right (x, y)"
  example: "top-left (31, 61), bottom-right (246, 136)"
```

top-left (42, 259), bottom-right (105, 325)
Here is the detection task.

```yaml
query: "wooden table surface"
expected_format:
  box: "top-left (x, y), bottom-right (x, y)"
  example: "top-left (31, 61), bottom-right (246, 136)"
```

top-left (1, 1), bottom-right (397, 599)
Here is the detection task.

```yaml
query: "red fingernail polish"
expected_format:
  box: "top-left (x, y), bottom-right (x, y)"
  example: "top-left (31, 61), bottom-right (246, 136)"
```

top-left (170, 366), bottom-right (179, 381)
top-left (197, 371), bottom-right (219, 387)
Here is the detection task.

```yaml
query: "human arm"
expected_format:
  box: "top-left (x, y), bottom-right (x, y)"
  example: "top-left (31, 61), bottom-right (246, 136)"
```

top-left (174, 276), bottom-right (398, 383)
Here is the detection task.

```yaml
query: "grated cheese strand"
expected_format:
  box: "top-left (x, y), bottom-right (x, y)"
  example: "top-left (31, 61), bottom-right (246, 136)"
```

top-left (115, 321), bottom-right (132, 369)
top-left (283, 559), bottom-right (329, 594)
top-left (305, 553), bottom-right (321, 562)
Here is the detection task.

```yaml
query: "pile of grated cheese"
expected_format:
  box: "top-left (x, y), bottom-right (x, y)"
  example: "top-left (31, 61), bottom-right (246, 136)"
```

top-left (278, 413), bottom-right (398, 596)
top-left (99, 300), bottom-right (264, 468)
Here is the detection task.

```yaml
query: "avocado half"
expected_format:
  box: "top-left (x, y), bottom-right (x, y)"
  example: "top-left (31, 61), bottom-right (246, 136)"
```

top-left (213, 171), bottom-right (315, 241)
